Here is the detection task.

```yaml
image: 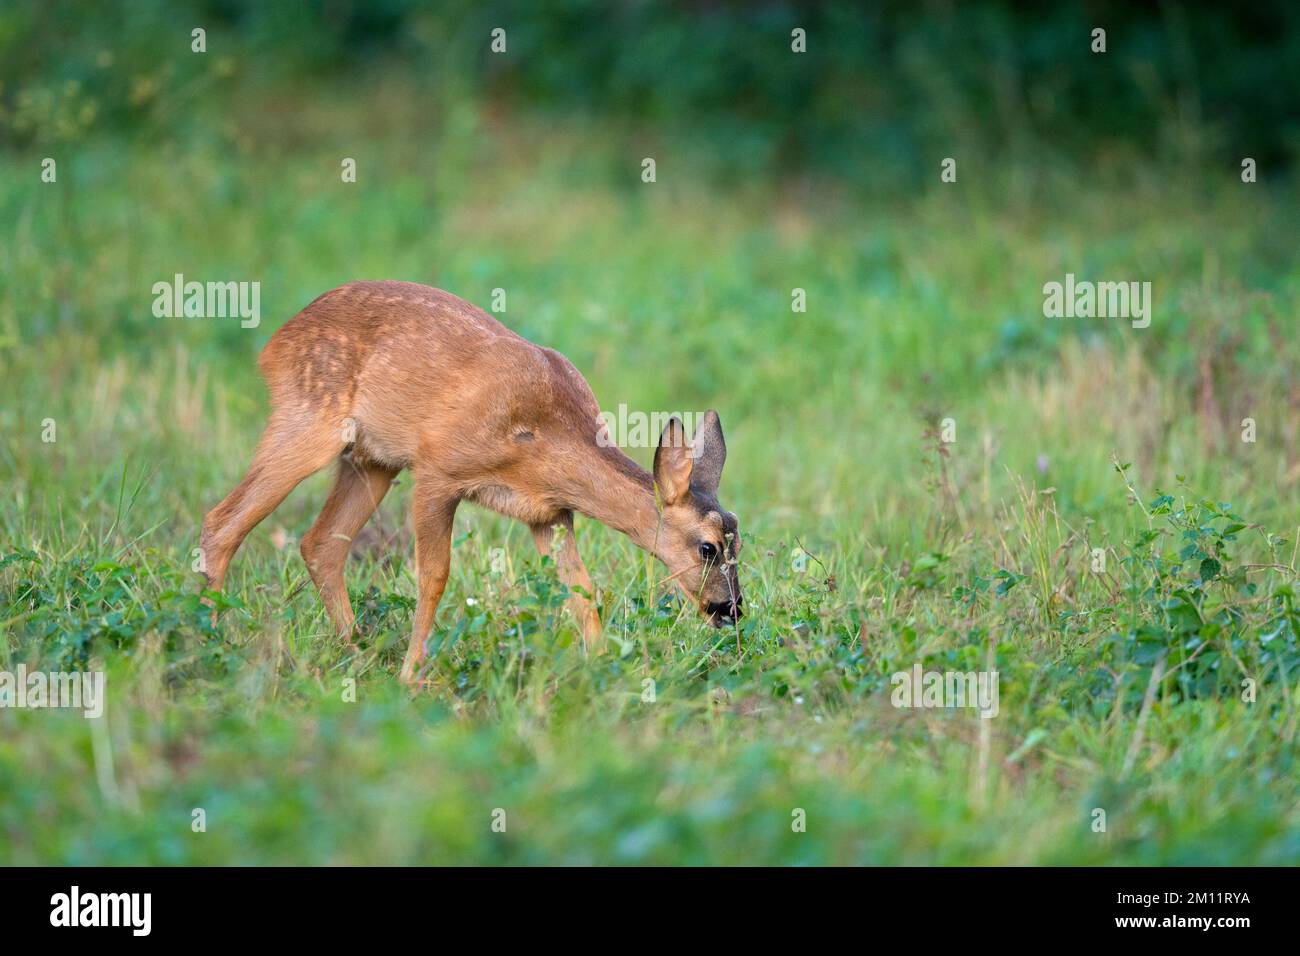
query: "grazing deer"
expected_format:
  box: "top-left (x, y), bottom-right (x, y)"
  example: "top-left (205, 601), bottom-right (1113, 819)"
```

top-left (200, 281), bottom-right (743, 683)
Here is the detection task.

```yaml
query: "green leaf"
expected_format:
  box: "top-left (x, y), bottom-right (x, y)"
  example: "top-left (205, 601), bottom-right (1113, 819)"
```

top-left (1006, 728), bottom-right (1048, 764)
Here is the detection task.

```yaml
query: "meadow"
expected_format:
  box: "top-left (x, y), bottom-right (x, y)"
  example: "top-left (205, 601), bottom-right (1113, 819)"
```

top-left (2, 64), bottom-right (1299, 864)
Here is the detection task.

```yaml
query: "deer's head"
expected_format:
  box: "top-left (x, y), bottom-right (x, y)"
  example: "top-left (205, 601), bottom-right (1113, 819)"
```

top-left (652, 411), bottom-right (742, 626)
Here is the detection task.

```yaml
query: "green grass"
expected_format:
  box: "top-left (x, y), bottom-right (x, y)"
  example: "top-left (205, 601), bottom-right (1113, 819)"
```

top-left (2, 75), bottom-right (1299, 864)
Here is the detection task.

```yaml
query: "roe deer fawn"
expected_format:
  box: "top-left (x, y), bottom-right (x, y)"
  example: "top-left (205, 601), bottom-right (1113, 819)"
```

top-left (201, 281), bottom-right (742, 683)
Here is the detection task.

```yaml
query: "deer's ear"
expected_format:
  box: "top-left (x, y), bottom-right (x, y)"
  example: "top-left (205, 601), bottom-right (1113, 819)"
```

top-left (654, 416), bottom-right (694, 504)
top-left (690, 409), bottom-right (726, 496)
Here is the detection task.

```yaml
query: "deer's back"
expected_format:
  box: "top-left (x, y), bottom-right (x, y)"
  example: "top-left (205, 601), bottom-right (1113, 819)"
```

top-left (258, 281), bottom-right (600, 473)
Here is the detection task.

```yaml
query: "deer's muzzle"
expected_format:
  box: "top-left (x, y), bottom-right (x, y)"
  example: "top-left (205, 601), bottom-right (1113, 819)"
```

top-left (705, 596), bottom-right (742, 626)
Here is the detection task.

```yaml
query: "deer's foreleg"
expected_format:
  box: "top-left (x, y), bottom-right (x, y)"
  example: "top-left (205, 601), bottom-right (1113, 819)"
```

top-left (401, 480), bottom-right (460, 685)
top-left (530, 511), bottom-right (603, 652)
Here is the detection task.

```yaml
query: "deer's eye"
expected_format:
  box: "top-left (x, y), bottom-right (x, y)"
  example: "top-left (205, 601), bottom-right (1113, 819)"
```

top-left (699, 543), bottom-right (718, 562)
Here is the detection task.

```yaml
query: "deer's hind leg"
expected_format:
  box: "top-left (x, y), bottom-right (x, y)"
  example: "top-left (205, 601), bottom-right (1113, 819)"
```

top-left (300, 456), bottom-right (398, 634)
top-left (200, 411), bottom-right (347, 604)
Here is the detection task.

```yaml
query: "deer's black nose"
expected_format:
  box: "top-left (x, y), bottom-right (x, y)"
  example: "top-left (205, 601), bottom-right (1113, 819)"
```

top-left (706, 596), bottom-right (743, 625)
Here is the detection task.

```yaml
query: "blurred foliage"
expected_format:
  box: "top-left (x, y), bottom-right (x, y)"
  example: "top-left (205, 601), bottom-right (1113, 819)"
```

top-left (2, 0), bottom-right (1298, 180)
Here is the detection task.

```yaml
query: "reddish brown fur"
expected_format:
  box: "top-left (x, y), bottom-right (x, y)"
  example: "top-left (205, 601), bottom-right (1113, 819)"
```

top-left (201, 281), bottom-right (741, 683)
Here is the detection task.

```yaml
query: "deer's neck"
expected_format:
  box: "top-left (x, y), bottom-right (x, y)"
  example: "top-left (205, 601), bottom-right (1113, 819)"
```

top-left (563, 445), bottom-right (663, 555)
